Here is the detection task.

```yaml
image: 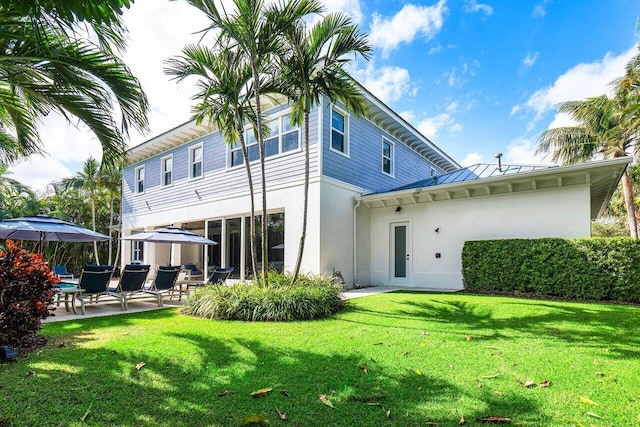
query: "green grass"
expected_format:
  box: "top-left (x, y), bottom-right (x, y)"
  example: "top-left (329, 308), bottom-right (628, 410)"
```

top-left (1, 291), bottom-right (639, 426)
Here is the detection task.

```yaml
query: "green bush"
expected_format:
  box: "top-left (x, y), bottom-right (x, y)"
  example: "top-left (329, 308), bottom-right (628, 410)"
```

top-left (182, 272), bottom-right (345, 321)
top-left (462, 238), bottom-right (640, 303)
top-left (0, 241), bottom-right (57, 352)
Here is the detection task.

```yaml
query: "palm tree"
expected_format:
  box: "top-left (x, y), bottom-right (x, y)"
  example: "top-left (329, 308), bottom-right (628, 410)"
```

top-left (278, 7), bottom-right (371, 283)
top-left (55, 157), bottom-right (105, 262)
top-left (536, 94), bottom-right (639, 237)
top-left (99, 162), bottom-right (123, 266)
top-left (0, 163), bottom-right (39, 219)
top-left (185, 0), bottom-right (319, 286)
top-left (0, 5), bottom-right (149, 166)
top-left (165, 44), bottom-right (260, 277)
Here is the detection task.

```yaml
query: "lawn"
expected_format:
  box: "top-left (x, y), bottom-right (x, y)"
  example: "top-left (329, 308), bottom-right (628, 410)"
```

top-left (1, 291), bottom-right (639, 426)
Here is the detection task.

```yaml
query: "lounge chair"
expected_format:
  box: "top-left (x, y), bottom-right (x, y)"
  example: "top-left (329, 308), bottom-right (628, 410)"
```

top-left (53, 264), bottom-right (74, 279)
top-left (144, 267), bottom-right (180, 307)
top-left (108, 265), bottom-right (150, 310)
top-left (74, 269), bottom-right (114, 315)
top-left (182, 263), bottom-right (204, 280)
top-left (208, 266), bottom-right (234, 284)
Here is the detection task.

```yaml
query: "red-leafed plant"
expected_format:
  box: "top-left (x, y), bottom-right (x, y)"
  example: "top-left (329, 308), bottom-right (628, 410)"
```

top-left (0, 240), bottom-right (58, 352)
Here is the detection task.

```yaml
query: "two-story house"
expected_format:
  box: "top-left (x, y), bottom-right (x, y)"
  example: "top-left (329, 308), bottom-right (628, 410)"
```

top-left (121, 84), bottom-right (629, 290)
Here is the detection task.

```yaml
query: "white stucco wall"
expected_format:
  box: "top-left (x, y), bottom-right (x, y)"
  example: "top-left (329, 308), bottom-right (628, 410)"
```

top-left (366, 185), bottom-right (592, 290)
top-left (121, 179), bottom-right (322, 277)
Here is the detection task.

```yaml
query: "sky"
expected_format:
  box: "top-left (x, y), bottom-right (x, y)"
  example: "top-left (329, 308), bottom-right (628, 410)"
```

top-left (9, 0), bottom-right (640, 192)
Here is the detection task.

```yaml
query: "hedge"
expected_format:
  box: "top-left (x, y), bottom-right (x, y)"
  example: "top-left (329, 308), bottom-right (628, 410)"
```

top-left (462, 238), bottom-right (640, 303)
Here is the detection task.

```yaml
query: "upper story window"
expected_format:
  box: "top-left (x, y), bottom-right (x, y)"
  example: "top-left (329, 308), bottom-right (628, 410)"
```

top-left (135, 165), bottom-right (145, 194)
top-left (330, 107), bottom-right (348, 156)
top-left (382, 138), bottom-right (394, 176)
top-left (230, 113), bottom-right (300, 167)
top-left (190, 143), bottom-right (203, 179)
top-left (161, 155), bottom-right (173, 187)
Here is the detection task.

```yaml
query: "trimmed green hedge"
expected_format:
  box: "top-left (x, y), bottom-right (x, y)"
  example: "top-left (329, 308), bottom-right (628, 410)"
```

top-left (462, 238), bottom-right (640, 302)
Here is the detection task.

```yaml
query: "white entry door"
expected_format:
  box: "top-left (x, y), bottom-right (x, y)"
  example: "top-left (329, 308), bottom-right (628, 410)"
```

top-left (390, 222), bottom-right (411, 283)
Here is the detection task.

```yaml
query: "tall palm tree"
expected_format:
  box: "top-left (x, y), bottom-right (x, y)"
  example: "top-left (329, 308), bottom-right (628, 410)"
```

top-left (536, 95), bottom-right (639, 237)
top-left (165, 44), bottom-right (260, 277)
top-left (278, 7), bottom-right (371, 283)
top-left (0, 5), bottom-right (149, 166)
top-left (99, 162), bottom-right (123, 266)
top-left (55, 157), bottom-right (104, 262)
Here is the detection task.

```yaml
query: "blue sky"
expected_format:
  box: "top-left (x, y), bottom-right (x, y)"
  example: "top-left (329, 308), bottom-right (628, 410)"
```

top-left (10, 0), bottom-right (640, 190)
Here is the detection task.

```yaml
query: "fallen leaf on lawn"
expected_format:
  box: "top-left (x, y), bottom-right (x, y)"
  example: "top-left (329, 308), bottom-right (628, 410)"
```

top-left (275, 407), bottom-right (287, 420)
top-left (580, 396), bottom-right (599, 406)
top-left (477, 416), bottom-right (512, 423)
top-left (420, 342), bottom-right (427, 347)
top-left (217, 390), bottom-right (232, 397)
top-left (280, 390), bottom-right (290, 397)
top-left (135, 362), bottom-right (145, 371)
top-left (493, 391), bottom-right (504, 396)
top-left (421, 331), bottom-right (430, 335)
top-left (415, 369), bottom-right (423, 376)
top-left (58, 342), bottom-right (66, 347)
top-left (373, 342), bottom-right (383, 346)
top-left (26, 371), bottom-right (34, 377)
top-left (460, 414), bottom-right (465, 424)
top-left (80, 403), bottom-right (92, 424)
top-left (239, 414), bottom-right (269, 426)
top-left (523, 379), bottom-right (535, 388)
top-left (539, 380), bottom-right (551, 388)
top-left (251, 387), bottom-right (272, 398)
top-left (319, 394), bottom-right (337, 410)
top-left (595, 371), bottom-right (605, 376)
top-left (360, 366), bottom-right (368, 375)
top-left (467, 336), bottom-right (473, 341)
top-left (386, 409), bottom-right (391, 419)
top-left (403, 351), bottom-right (410, 357)
top-left (481, 374), bottom-right (501, 379)
top-left (586, 412), bottom-right (602, 419)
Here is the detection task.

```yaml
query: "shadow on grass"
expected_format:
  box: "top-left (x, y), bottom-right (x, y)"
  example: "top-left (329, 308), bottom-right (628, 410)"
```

top-left (3, 318), bottom-right (550, 426)
top-left (357, 291), bottom-right (640, 360)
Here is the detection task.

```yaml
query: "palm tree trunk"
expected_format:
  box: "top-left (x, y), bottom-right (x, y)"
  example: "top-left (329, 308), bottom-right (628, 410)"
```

top-left (292, 109), bottom-right (310, 284)
top-left (91, 197), bottom-right (100, 264)
top-left (238, 130), bottom-right (258, 277)
top-left (108, 195), bottom-right (114, 265)
top-left (251, 61), bottom-right (269, 287)
top-left (621, 170), bottom-right (638, 238)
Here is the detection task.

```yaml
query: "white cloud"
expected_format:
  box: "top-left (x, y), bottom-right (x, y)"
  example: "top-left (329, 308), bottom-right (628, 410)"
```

top-left (399, 110), bottom-right (417, 123)
top-left (504, 137), bottom-right (551, 165)
top-left (416, 113), bottom-right (461, 140)
top-left (547, 112), bottom-right (577, 129)
top-left (322, 0), bottom-right (363, 24)
top-left (353, 62), bottom-right (416, 103)
top-left (463, 0), bottom-right (493, 15)
top-left (522, 52), bottom-right (539, 67)
top-left (10, 154), bottom-right (74, 195)
top-left (445, 101), bottom-right (458, 112)
top-left (428, 44), bottom-right (443, 55)
top-left (369, 0), bottom-right (447, 58)
top-left (532, 2), bottom-right (546, 18)
top-left (461, 152), bottom-right (484, 166)
top-left (446, 59), bottom-right (479, 87)
top-left (515, 45), bottom-right (636, 125)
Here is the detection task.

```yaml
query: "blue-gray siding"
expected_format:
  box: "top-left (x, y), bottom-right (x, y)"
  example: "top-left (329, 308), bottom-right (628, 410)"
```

top-left (123, 104), bottom-right (319, 215)
top-left (321, 101), bottom-right (444, 192)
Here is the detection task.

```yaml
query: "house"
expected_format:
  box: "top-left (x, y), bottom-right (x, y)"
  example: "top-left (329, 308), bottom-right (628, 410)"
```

top-left (121, 86), bottom-right (630, 290)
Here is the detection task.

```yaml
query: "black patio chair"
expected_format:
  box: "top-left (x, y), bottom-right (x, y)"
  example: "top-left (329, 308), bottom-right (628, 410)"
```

top-left (108, 265), bottom-right (150, 310)
top-left (144, 267), bottom-right (180, 307)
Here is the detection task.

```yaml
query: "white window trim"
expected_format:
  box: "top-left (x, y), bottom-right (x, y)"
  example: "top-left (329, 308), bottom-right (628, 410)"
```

top-left (329, 105), bottom-right (350, 158)
top-left (430, 166), bottom-right (437, 178)
top-left (132, 241), bottom-right (144, 263)
top-left (227, 110), bottom-right (301, 169)
top-left (134, 165), bottom-right (145, 195)
top-left (382, 137), bottom-right (395, 178)
top-left (189, 142), bottom-right (204, 180)
top-left (161, 154), bottom-right (173, 188)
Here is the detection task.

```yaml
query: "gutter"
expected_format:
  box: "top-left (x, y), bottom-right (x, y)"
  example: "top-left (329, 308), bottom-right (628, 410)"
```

top-left (352, 198), bottom-right (361, 288)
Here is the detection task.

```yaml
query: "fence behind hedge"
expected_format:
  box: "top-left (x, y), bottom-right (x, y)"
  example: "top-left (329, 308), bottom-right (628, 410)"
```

top-left (462, 238), bottom-right (640, 303)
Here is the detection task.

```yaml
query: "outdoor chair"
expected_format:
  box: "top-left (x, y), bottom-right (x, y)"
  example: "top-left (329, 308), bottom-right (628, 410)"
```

top-left (53, 264), bottom-right (74, 279)
top-left (108, 265), bottom-right (150, 310)
top-left (207, 267), bottom-right (234, 285)
top-left (182, 263), bottom-right (203, 280)
top-left (75, 269), bottom-right (114, 315)
top-left (143, 267), bottom-right (180, 307)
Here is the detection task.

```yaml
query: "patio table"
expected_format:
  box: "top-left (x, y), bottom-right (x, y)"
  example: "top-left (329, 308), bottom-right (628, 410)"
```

top-left (55, 282), bottom-right (84, 314)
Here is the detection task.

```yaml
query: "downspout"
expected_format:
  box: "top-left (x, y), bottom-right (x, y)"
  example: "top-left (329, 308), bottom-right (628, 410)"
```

top-left (353, 197), bottom-right (361, 288)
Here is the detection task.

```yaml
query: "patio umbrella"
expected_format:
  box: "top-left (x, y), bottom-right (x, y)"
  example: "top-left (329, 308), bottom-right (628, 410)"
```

top-left (0, 215), bottom-right (110, 251)
top-left (121, 226), bottom-right (217, 266)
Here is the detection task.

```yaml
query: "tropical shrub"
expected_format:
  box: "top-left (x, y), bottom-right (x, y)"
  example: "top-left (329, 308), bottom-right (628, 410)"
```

top-left (462, 238), bottom-right (640, 302)
top-left (0, 241), bottom-right (57, 352)
top-left (183, 272), bottom-right (344, 321)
